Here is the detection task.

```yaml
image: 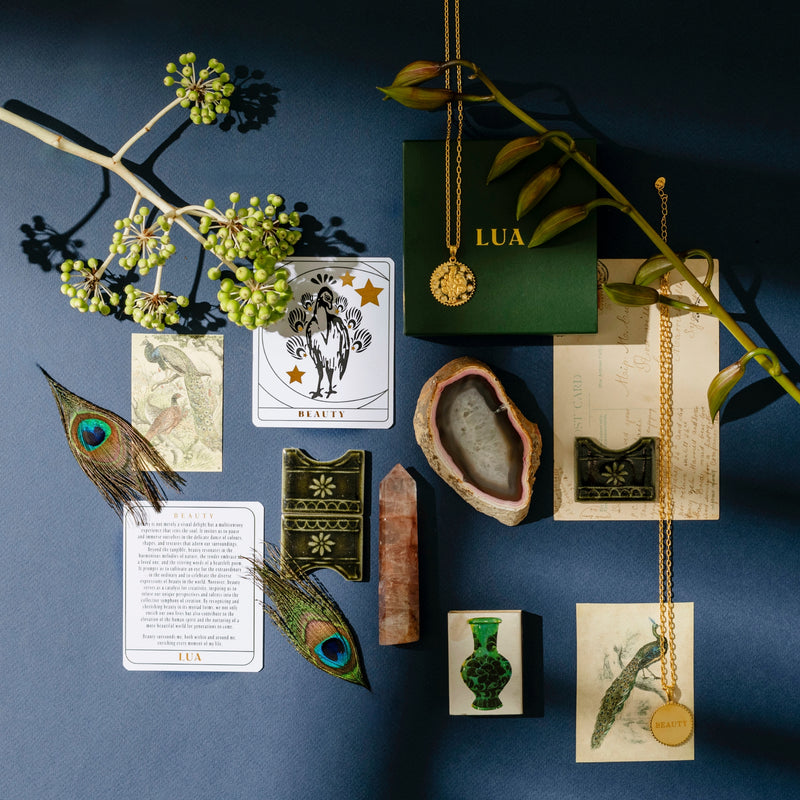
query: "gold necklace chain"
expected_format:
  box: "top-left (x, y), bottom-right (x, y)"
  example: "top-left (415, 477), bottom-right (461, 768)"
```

top-left (656, 176), bottom-right (678, 700)
top-left (443, 0), bottom-right (462, 257)
top-left (430, 0), bottom-right (475, 307)
top-left (649, 178), bottom-right (693, 746)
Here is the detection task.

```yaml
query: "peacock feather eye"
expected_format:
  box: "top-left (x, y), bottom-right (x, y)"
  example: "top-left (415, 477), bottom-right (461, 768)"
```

top-left (314, 633), bottom-right (352, 669)
top-left (70, 411), bottom-right (123, 465)
top-left (302, 617), bottom-right (355, 672)
top-left (245, 544), bottom-right (369, 688)
top-left (77, 418), bottom-right (112, 451)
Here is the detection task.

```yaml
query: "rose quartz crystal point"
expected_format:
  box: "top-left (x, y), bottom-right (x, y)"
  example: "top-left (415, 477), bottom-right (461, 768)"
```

top-left (379, 464), bottom-right (420, 645)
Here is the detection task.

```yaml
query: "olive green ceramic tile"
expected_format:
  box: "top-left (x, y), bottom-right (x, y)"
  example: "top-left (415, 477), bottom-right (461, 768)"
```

top-left (280, 448), bottom-right (365, 581)
top-left (575, 436), bottom-right (656, 501)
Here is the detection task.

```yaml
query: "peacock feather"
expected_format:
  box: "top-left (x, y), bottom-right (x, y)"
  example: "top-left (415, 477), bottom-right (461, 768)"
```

top-left (41, 367), bottom-right (185, 523)
top-left (590, 620), bottom-right (665, 749)
top-left (244, 544), bottom-right (368, 688)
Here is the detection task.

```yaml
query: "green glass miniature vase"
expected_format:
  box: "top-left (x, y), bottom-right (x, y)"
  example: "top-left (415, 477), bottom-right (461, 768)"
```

top-left (460, 617), bottom-right (512, 710)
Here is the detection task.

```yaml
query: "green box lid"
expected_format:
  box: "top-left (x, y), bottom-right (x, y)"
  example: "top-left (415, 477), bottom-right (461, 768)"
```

top-left (403, 139), bottom-right (598, 336)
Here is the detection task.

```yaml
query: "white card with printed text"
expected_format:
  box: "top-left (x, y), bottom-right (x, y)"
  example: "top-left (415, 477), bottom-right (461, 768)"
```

top-left (123, 501), bottom-right (263, 672)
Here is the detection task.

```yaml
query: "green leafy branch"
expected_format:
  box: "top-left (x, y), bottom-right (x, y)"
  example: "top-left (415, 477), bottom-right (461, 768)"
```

top-left (379, 60), bottom-right (800, 417)
top-left (0, 52), bottom-right (301, 331)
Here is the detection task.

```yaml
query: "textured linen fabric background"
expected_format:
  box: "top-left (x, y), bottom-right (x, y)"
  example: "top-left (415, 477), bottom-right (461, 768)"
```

top-left (1, 1), bottom-right (798, 798)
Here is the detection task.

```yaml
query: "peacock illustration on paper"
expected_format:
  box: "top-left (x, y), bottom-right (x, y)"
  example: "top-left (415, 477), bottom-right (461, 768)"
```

top-left (143, 340), bottom-right (220, 452)
top-left (41, 367), bottom-right (184, 522)
top-left (591, 620), bottom-right (666, 749)
top-left (285, 273), bottom-right (372, 399)
top-left (244, 543), bottom-right (369, 688)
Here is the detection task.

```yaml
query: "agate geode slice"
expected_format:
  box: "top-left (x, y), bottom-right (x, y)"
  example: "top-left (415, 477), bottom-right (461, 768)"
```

top-left (413, 357), bottom-right (541, 526)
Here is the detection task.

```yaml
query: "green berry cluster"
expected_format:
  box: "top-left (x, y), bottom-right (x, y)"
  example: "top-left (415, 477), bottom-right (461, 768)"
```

top-left (202, 192), bottom-right (301, 329)
top-left (50, 53), bottom-right (300, 332)
top-left (201, 192), bottom-right (301, 264)
top-left (211, 265), bottom-right (292, 330)
top-left (59, 259), bottom-right (120, 315)
top-left (164, 53), bottom-right (234, 125)
top-left (111, 207), bottom-right (174, 275)
top-left (122, 285), bottom-right (189, 330)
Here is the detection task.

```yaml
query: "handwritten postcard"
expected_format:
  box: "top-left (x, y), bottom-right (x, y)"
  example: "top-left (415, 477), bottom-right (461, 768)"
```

top-left (252, 257), bottom-right (394, 428)
top-left (131, 334), bottom-right (223, 472)
top-left (554, 259), bottom-right (719, 520)
top-left (123, 501), bottom-right (264, 672)
top-left (576, 602), bottom-right (694, 762)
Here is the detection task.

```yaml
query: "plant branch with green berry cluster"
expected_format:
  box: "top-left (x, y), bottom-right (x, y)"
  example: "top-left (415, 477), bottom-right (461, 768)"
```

top-left (378, 60), bottom-right (800, 417)
top-left (0, 52), bottom-right (301, 331)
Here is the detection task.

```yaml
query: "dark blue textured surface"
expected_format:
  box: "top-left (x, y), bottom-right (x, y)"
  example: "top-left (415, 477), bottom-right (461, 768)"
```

top-left (1, 2), bottom-right (799, 798)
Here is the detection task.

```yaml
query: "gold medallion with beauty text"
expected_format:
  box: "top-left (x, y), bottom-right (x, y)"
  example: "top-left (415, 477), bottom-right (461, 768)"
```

top-left (650, 701), bottom-right (694, 746)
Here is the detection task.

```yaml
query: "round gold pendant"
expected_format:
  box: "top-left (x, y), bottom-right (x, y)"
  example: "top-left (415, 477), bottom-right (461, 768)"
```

top-left (650, 701), bottom-right (694, 746)
top-left (430, 260), bottom-right (475, 307)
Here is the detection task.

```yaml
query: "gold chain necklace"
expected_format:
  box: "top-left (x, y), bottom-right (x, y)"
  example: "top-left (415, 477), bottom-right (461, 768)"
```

top-left (429, 0), bottom-right (476, 307)
top-left (650, 177), bottom-right (694, 746)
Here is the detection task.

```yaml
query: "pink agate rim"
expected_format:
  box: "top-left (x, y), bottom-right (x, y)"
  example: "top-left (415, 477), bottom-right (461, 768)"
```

top-left (428, 364), bottom-right (532, 508)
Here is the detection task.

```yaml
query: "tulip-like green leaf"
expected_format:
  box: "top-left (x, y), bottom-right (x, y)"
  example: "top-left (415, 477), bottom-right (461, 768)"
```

top-left (528, 204), bottom-right (589, 247)
top-left (683, 248), bottom-right (715, 288)
top-left (516, 164), bottom-right (562, 220)
top-left (707, 362), bottom-right (745, 420)
top-left (457, 94), bottom-right (496, 104)
top-left (486, 137), bottom-right (544, 183)
top-left (634, 250), bottom-right (716, 289)
top-left (377, 85), bottom-right (454, 110)
top-left (528, 197), bottom-right (628, 247)
top-left (377, 85), bottom-right (492, 109)
top-left (634, 255), bottom-right (674, 286)
top-left (389, 60), bottom-right (445, 87)
top-left (602, 282), bottom-right (660, 306)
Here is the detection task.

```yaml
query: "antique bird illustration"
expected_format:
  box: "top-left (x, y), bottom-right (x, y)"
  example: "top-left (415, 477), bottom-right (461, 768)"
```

top-left (144, 393), bottom-right (184, 440)
top-left (286, 274), bottom-right (372, 399)
top-left (591, 620), bottom-right (665, 749)
top-left (143, 341), bottom-right (219, 450)
top-left (41, 367), bottom-right (184, 522)
top-left (244, 543), bottom-right (369, 688)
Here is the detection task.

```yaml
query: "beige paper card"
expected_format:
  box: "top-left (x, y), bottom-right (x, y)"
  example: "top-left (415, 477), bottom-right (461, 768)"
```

top-left (448, 610), bottom-right (523, 715)
top-left (576, 602), bottom-right (694, 762)
top-left (554, 259), bottom-right (719, 520)
top-left (132, 334), bottom-right (223, 472)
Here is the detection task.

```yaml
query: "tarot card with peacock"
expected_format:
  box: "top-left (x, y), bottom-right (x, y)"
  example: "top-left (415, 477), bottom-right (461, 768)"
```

top-left (253, 257), bottom-right (394, 428)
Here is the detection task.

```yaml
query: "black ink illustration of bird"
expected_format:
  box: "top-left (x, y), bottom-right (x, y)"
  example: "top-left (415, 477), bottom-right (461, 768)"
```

top-left (143, 341), bottom-right (219, 450)
top-left (286, 274), bottom-right (372, 399)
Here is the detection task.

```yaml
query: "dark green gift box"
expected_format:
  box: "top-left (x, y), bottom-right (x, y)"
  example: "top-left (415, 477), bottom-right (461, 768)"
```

top-left (402, 139), bottom-right (598, 336)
